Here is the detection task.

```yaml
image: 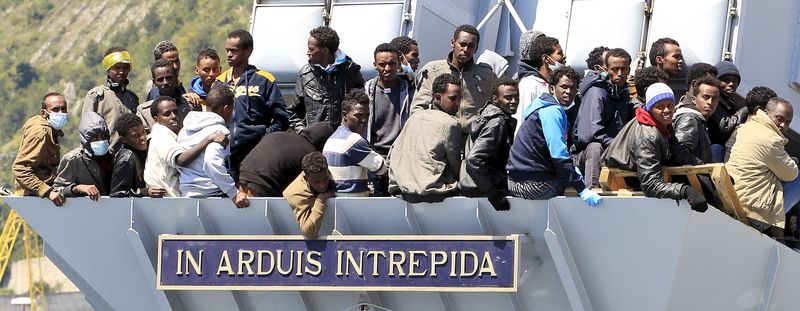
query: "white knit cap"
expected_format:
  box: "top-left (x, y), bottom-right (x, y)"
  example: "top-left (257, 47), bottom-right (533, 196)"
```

top-left (645, 82), bottom-right (675, 111)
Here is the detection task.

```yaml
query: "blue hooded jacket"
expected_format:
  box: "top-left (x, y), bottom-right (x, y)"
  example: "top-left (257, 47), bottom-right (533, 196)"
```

top-left (506, 93), bottom-right (585, 192)
top-left (571, 70), bottom-right (633, 153)
top-left (189, 76), bottom-right (208, 98)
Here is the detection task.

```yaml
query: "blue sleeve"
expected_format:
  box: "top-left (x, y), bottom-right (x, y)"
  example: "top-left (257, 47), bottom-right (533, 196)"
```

top-left (540, 106), bottom-right (587, 192)
top-left (539, 106), bottom-right (569, 160)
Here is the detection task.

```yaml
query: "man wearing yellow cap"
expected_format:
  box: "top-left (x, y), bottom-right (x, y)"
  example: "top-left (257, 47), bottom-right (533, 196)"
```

top-left (82, 46), bottom-right (140, 151)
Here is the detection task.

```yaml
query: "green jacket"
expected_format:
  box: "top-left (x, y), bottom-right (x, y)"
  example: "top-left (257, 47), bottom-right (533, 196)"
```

top-left (411, 54), bottom-right (496, 133)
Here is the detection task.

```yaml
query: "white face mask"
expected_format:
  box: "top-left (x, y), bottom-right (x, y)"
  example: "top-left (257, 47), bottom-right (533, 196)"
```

top-left (90, 140), bottom-right (110, 156)
top-left (47, 112), bottom-right (68, 130)
top-left (547, 56), bottom-right (564, 72)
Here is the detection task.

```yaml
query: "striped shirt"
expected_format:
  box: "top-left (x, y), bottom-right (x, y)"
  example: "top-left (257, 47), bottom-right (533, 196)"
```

top-left (323, 126), bottom-right (388, 196)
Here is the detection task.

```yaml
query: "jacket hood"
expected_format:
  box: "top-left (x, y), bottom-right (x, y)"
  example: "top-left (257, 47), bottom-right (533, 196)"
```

top-left (189, 76), bottom-right (207, 97)
top-left (579, 70), bottom-right (607, 95)
top-left (79, 111), bottom-right (110, 153)
top-left (301, 122), bottom-right (335, 150)
top-left (181, 111), bottom-right (230, 136)
top-left (516, 59), bottom-right (543, 80)
top-left (523, 93), bottom-right (559, 120)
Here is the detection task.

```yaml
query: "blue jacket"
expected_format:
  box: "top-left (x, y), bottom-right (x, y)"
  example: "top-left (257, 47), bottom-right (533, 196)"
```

top-left (189, 76), bottom-right (208, 98)
top-left (218, 65), bottom-right (290, 158)
top-left (506, 93), bottom-right (585, 192)
top-left (571, 70), bottom-right (633, 153)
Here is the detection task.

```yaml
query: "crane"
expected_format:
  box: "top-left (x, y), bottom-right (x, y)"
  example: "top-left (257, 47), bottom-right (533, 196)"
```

top-left (0, 207), bottom-right (46, 311)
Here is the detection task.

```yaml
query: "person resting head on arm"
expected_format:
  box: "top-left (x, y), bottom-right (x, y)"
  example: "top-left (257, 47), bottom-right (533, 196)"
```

top-left (283, 152), bottom-right (334, 239)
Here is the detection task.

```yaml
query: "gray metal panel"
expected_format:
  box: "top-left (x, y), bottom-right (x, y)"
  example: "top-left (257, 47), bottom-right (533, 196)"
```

top-left (7, 196), bottom-right (800, 310)
top-left (329, 1), bottom-right (406, 82)
top-left (563, 0), bottom-right (645, 74)
top-left (250, 3), bottom-right (325, 85)
top-left (548, 198), bottom-right (688, 311)
top-left (4, 197), bottom-right (165, 311)
top-left (665, 205), bottom-right (780, 311)
top-left (646, 0), bottom-right (728, 71)
top-left (733, 0), bottom-right (800, 132)
top-left (410, 0), bottom-right (481, 67)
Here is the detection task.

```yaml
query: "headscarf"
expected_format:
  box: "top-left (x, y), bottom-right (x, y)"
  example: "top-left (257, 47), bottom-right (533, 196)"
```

top-left (102, 50), bottom-right (133, 71)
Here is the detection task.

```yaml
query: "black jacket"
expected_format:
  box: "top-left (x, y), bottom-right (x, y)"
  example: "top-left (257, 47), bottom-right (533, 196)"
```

top-left (238, 123), bottom-right (334, 197)
top-left (673, 95), bottom-right (712, 163)
top-left (572, 71), bottom-right (633, 153)
top-left (461, 102), bottom-right (516, 197)
top-left (288, 57), bottom-right (365, 133)
top-left (708, 92), bottom-right (747, 145)
top-left (110, 144), bottom-right (147, 197)
top-left (602, 115), bottom-right (699, 200)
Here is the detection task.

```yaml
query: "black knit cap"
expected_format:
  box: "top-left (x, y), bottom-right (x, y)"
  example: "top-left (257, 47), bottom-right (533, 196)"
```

top-left (715, 61), bottom-right (740, 81)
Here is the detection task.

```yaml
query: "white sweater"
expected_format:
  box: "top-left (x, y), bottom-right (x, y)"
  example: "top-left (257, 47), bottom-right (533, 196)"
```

top-left (176, 112), bottom-right (236, 198)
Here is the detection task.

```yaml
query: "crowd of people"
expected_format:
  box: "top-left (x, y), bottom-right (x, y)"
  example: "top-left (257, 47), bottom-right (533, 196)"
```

top-left (10, 25), bottom-right (799, 242)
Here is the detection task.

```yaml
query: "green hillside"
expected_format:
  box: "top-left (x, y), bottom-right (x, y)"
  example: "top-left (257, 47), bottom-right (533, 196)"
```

top-left (0, 0), bottom-right (250, 187)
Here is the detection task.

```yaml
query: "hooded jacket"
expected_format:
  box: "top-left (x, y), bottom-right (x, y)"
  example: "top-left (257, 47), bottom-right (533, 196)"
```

top-left (572, 71), bottom-right (633, 153)
top-left (218, 64), bottom-right (290, 177)
top-left (727, 110), bottom-right (798, 228)
top-left (13, 115), bottom-right (62, 197)
top-left (288, 50), bottom-right (365, 133)
top-left (673, 95), bottom-right (712, 163)
top-left (411, 52), bottom-right (497, 134)
top-left (506, 94), bottom-right (585, 193)
top-left (514, 63), bottom-right (550, 135)
top-left (239, 123), bottom-right (334, 197)
top-left (176, 112), bottom-right (235, 198)
top-left (82, 79), bottom-right (139, 150)
top-left (52, 112), bottom-right (112, 197)
top-left (365, 76), bottom-right (413, 156)
top-left (602, 109), bottom-right (699, 200)
top-left (388, 101), bottom-right (462, 201)
top-left (189, 76), bottom-right (208, 99)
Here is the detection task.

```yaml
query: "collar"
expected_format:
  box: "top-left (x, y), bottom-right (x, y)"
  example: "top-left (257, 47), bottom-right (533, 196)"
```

top-left (447, 52), bottom-right (474, 72)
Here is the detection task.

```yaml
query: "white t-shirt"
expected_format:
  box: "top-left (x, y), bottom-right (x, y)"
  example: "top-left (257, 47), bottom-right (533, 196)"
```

top-left (144, 123), bottom-right (183, 197)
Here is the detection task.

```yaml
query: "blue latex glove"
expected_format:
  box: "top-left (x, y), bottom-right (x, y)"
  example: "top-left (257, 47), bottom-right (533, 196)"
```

top-left (579, 189), bottom-right (602, 207)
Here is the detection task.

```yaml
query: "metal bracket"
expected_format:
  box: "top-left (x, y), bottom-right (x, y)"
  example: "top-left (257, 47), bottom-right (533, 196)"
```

top-left (543, 204), bottom-right (594, 311)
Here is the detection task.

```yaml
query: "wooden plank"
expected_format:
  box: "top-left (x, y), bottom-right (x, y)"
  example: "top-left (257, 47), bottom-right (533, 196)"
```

top-left (599, 168), bottom-right (612, 192)
top-left (687, 173), bottom-right (703, 193)
top-left (711, 166), bottom-right (749, 223)
top-left (663, 164), bottom-right (721, 175)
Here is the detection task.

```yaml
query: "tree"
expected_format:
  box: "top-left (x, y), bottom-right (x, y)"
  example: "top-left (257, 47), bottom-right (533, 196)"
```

top-left (14, 62), bottom-right (39, 88)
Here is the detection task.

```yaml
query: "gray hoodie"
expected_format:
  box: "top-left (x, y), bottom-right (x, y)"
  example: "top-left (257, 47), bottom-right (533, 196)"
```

top-left (176, 111), bottom-right (235, 198)
top-left (53, 111), bottom-right (112, 197)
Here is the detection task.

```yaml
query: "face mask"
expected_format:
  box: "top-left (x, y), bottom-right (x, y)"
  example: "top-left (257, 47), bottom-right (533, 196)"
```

top-left (547, 56), bottom-right (564, 72)
top-left (598, 67), bottom-right (609, 79)
top-left (401, 64), bottom-right (414, 75)
top-left (90, 140), bottom-right (110, 156)
top-left (47, 112), bottom-right (68, 130)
